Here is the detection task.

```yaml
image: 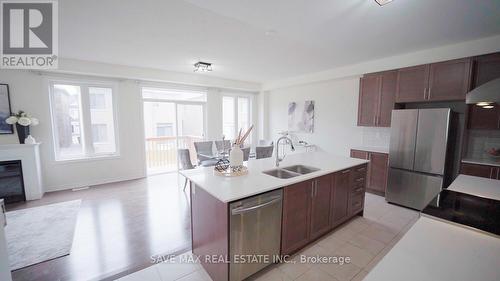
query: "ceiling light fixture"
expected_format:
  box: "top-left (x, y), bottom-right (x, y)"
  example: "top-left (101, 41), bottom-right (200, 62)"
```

top-left (375, 0), bottom-right (394, 6)
top-left (476, 102), bottom-right (492, 106)
top-left (482, 105), bottom-right (495, 109)
top-left (194, 61), bottom-right (212, 72)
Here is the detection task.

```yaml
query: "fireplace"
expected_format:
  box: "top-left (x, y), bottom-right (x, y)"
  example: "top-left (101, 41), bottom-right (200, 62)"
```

top-left (0, 160), bottom-right (26, 203)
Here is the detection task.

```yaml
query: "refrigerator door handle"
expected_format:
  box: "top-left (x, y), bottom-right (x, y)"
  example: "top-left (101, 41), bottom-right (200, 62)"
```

top-left (0, 200), bottom-right (5, 227)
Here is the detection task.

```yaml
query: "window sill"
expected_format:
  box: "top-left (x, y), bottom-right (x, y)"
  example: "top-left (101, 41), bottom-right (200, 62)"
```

top-left (54, 153), bottom-right (121, 164)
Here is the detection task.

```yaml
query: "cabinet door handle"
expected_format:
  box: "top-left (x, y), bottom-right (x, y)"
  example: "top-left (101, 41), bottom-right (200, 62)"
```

top-left (427, 88), bottom-right (431, 99)
top-left (354, 187), bottom-right (364, 193)
top-left (342, 169), bottom-right (351, 174)
top-left (314, 181), bottom-right (318, 197)
top-left (311, 181), bottom-right (315, 198)
top-left (423, 88), bottom-right (427, 99)
top-left (490, 168), bottom-right (494, 179)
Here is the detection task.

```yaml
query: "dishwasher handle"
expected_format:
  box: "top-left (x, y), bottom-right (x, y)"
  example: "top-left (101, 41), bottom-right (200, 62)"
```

top-left (231, 196), bottom-right (281, 215)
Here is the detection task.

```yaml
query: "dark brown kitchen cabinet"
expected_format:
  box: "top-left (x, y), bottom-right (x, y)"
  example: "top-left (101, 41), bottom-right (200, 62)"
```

top-left (428, 58), bottom-right (472, 101)
top-left (468, 103), bottom-right (500, 130)
top-left (309, 175), bottom-right (333, 240)
top-left (330, 169), bottom-right (351, 227)
top-left (282, 166), bottom-right (367, 255)
top-left (351, 149), bottom-right (389, 196)
top-left (395, 65), bottom-right (429, 103)
top-left (460, 163), bottom-right (500, 180)
top-left (472, 52), bottom-right (500, 88)
top-left (368, 152), bottom-right (389, 195)
top-left (378, 71), bottom-right (398, 126)
top-left (358, 71), bottom-right (397, 127)
top-left (358, 74), bottom-right (380, 126)
top-left (350, 150), bottom-right (368, 160)
top-left (395, 58), bottom-right (472, 103)
top-left (281, 180), bottom-right (311, 255)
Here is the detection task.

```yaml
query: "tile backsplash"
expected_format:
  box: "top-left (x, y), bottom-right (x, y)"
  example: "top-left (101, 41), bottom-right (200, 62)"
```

top-left (362, 127), bottom-right (391, 148)
top-left (466, 130), bottom-right (500, 159)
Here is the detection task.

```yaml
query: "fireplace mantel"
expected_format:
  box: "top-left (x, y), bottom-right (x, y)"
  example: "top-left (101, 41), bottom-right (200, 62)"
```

top-left (0, 143), bottom-right (44, 200)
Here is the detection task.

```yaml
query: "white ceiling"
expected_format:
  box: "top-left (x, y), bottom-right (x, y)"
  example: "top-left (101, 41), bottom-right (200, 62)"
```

top-left (59, 0), bottom-right (500, 83)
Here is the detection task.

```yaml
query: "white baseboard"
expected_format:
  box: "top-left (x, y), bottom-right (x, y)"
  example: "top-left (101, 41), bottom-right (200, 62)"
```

top-left (44, 172), bottom-right (147, 193)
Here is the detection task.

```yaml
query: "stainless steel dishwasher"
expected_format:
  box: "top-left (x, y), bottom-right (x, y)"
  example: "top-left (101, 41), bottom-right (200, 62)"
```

top-left (229, 189), bottom-right (282, 281)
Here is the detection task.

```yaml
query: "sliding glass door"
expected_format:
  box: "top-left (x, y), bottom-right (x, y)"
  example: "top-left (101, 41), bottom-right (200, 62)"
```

top-left (142, 87), bottom-right (206, 175)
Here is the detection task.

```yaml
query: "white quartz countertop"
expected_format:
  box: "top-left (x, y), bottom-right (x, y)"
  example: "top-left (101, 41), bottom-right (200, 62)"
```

top-left (351, 146), bottom-right (389, 154)
top-left (180, 152), bottom-right (368, 203)
top-left (448, 174), bottom-right (500, 200)
top-left (364, 216), bottom-right (500, 281)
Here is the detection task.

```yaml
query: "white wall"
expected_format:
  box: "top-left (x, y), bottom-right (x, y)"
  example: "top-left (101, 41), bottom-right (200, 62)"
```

top-left (267, 76), bottom-right (390, 157)
top-left (0, 65), bottom-right (259, 192)
top-left (0, 70), bottom-right (146, 192)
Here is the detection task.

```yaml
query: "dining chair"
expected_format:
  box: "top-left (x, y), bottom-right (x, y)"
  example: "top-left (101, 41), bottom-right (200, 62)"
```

top-left (178, 149), bottom-right (195, 191)
top-left (215, 140), bottom-right (231, 153)
top-left (258, 140), bottom-right (274, 146)
top-left (194, 141), bottom-right (214, 165)
top-left (242, 147), bottom-right (251, 161)
top-left (256, 145), bottom-right (274, 159)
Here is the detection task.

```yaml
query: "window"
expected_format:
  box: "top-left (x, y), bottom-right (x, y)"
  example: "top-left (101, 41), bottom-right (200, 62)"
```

top-left (222, 94), bottom-right (252, 143)
top-left (92, 124), bottom-right (108, 143)
top-left (222, 96), bottom-right (235, 139)
top-left (50, 81), bottom-right (118, 161)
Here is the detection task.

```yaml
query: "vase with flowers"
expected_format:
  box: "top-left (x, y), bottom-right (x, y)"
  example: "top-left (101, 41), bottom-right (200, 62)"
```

top-left (5, 111), bottom-right (39, 144)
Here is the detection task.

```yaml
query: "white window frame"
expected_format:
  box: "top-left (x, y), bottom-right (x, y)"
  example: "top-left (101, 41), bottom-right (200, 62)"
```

top-left (222, 93), bottom-right (253, 143)
top-left (141, 87), bottom-right (208, 142)
top-left (49, 79), bottom-right (120, 162)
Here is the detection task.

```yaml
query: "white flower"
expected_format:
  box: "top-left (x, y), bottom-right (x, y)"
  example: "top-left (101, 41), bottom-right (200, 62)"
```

top-left (17, 117), bottom-right (32, 126)
top-left (30, 118), bottom-right (39, 126)
top-left (5, 116), bottom-right (18, 125)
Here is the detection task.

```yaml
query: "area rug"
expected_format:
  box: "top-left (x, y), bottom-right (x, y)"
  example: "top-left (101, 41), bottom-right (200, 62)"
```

top-left (5, 200), bottom-right (81, 270)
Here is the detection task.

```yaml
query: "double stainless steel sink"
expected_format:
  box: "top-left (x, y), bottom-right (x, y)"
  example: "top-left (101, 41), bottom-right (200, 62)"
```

top-left (263, 165), bottom-right (320, 179)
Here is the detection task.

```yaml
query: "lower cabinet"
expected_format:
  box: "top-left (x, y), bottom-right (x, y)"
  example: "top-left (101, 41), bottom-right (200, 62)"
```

top-left (460, 163), bottom-right (500, 180)
top-left (330, 169), bottom-right (351, 227)
top-left (310, 175), bottom-right (333, 240)
top-left (281, 165), bottom-right (367, 255)
top-left (281, 181), bottom-right (311, 255)
top-left (350, 149), bottom-right (389, 195)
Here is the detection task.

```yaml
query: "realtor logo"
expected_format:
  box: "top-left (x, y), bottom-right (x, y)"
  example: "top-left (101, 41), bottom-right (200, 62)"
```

top-left (1, 0), bottom-right (58, 69)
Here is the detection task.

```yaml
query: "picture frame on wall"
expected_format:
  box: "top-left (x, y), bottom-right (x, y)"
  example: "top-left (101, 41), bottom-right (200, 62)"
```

top-left (0, 84), bottom-right (14, 134)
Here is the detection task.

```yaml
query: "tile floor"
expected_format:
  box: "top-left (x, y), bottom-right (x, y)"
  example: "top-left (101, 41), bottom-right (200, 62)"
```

top-left (116, 193), bottom-right (420, 281)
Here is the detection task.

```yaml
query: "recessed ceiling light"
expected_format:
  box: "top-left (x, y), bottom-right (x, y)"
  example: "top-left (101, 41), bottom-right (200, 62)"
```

top-left (194, 61), bottom-right (212, 72)
top-left (375, 0), bottom-right (394, 6)
top-left (476, 102), bottom-right (492, 106)
top-left (482, 105), bottom-right (495, 109)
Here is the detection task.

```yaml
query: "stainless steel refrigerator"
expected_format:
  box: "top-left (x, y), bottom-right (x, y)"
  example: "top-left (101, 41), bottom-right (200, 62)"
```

top-left (386, 108), bottom-right (451, 210)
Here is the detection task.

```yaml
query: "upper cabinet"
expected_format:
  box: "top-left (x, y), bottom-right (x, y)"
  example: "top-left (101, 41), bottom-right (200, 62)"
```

top-left (427, 58), bottom-right (472, 101)
top-left (395, 65), bottom-right (429, 103)
top-left (395, 58), bottom-right (472, 103)
top-left (358, 71), bottom-right (397, 127)
top-left (472, 52), bottom-right (500, 88)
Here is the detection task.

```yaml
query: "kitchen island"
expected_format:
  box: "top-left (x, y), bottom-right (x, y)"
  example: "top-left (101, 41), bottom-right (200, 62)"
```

top-left (181, 152), bottom-right (369, 281)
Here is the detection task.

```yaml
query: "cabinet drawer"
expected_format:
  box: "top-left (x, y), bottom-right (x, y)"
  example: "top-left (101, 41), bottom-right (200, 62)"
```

top-left (352, 164), bottom-right (368, 179)
top-left (349, 193), bottom-right (364, 214)
top-left (351, 184), bottom-right (365, 196)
